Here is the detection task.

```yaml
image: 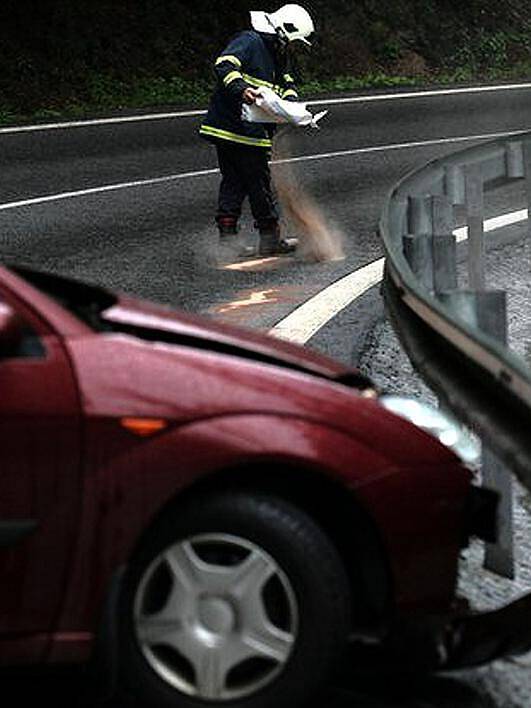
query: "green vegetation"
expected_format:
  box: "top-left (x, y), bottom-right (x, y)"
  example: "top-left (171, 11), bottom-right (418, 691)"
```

top-left (1, 1), bottom-right (530, 125)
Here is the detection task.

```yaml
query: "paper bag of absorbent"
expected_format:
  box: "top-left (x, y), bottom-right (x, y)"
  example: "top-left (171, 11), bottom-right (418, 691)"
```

top-left (242, 86), bottom-right (328, 129)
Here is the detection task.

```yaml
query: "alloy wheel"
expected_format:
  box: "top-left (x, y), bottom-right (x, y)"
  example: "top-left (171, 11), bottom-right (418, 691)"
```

top-left (133, 533), bottom-right (298, 701)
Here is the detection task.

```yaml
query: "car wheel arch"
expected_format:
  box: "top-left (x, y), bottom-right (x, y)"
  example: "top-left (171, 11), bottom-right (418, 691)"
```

top-left (116, 491), bottom-right (354, 708)
top-left (127, 460), bottom-right (394, 635)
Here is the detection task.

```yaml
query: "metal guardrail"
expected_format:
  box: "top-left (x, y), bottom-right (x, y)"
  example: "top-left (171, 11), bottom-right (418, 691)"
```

top-left (380, 133), bottom-right (531, 496)
top-left (379, 130), bottom-right (531, 667)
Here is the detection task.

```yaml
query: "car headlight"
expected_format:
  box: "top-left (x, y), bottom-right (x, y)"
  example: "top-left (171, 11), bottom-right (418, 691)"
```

top-left (379, 395), bottom-right (481, 467)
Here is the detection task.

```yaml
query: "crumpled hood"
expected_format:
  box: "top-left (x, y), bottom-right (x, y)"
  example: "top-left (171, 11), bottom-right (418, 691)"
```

top-left (100, 294), bottom-right (373, 389)
top-left (7, 263), bottom-right (372, 390)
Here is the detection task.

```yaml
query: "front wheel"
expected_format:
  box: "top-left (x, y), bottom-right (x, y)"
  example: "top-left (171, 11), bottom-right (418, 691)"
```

top-left (117, 492), bottom-right (351, 708)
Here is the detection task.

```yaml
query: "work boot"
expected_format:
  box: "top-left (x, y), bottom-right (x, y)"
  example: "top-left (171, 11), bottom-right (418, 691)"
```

top-left (258, 225), bottom-right (297, 256)
top-left (215, 215), bottom-right (244, 265)
top-left (216, 215), bottom-right (239, 238)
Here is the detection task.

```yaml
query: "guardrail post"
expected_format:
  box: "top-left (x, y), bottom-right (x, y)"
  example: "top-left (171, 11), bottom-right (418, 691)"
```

top-left (389, 197), bottom-right (408, 240)
top-left (408, 195), bottom-right (432, 235)
top-left (480, 289), bottom-right (514, 579)
top-left (404, 196), bottom-right (434, 290)
top-left (431, 195), bottom-right (457, 293)
top-left (438, 290), bottom-right (514, 579)
top-left (402, 234), bottom-right (433, 289)
top-left (506, 141), bottom-right (524, 179)
top-left (522, 139), bottom-right (531, 235)
top-left (464, 165), bottom-right (486, 290)
top-left (445, 165), bottom-right (465, 205)
top-left (404, 196), bottom-right (458, 293)
top-left (482, 447), bottom-right (515, 579)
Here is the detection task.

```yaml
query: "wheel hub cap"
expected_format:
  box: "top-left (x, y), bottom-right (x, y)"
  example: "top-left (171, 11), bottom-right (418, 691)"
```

top-left (198, 596), bottom-right (235, 637)
top-left (134, 533), bottom-right (298, 701)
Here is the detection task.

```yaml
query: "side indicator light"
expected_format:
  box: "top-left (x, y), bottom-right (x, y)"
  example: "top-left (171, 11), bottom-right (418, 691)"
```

top-left (120, 417), bottom-right (168, 437)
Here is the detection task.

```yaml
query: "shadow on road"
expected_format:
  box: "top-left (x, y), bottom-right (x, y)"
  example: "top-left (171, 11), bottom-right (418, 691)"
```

top-left (315, 673), bottom-right (498, 708)
top-left (1, 666), bottom-right (497, 708)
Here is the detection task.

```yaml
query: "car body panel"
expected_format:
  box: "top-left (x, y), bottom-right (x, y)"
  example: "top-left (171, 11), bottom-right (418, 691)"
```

top-left (67, 332), bottom-right (460, 468)
top-left (0, 264), bottom-right (472, 667)
top-left (101, 296), bottom-right (354, 379)
top-left (0, 330), bottom-right (82, 662)
top-left (51, 412), bottom-right (469, 663)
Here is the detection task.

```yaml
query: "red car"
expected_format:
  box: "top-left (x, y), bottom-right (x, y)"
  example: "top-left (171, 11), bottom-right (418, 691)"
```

top-left (0, 263), bottom-right (492, 708)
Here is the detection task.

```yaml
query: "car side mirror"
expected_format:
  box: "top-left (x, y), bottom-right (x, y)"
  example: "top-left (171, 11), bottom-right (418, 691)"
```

top-left (0, 302), bottom-right (26, 358)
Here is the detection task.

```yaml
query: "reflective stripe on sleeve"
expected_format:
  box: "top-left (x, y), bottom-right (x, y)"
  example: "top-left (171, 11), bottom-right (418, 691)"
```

top-left (242, 73), bottom-right (276, 90)
top-left (282, 88), bottom-right (298, 99)
top-left (215, 55), bottom-right (242, 68)
top-left (242, 73), bottom-right (285, 97)
top-left (223, 70), bottom-right (243, 86)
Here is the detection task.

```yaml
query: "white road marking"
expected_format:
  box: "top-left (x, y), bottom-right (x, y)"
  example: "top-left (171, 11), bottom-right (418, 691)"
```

top-left (269, 259), bottom-right (385, 344)
top-left (0, 129), bottom-right (526, 212)
top-left (309, 82), bottom-right (531, 107)
top-left (2, 81), bottom-right (531, 134)
top-left (269, 210), bottom-right (529, 344)
top-left (452, 208), bottom-right (528, 240)
top-left (275, 129), bottom-right (528, 166)
top-left (0, 168), bottom-right (218, 211)
top-left (0, 110), bottom-right (207, 135)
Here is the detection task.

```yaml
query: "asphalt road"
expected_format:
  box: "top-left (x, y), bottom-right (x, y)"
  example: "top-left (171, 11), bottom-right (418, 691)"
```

top-left (2, 82), bottom-right (531, 706)
top-left (2, 83), bottom-right (531, 360)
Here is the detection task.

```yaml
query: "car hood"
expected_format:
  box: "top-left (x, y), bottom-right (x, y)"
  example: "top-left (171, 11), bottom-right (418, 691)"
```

top-left (100, 294), bottom-right (374, 391)
top-left (6, 262), bottom-right (373, 390)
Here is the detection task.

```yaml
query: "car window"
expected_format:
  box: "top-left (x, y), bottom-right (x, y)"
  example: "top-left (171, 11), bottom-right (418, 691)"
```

top-left (0, 297), bottom-right (46, 360)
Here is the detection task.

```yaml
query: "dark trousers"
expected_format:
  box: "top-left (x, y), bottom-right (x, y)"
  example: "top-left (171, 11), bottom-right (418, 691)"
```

top-left (215, 141), bottom-right (279, 231)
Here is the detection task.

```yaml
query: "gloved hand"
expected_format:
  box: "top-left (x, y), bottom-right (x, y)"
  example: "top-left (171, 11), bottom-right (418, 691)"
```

top-left (242, 87), bottom-right (260, 104)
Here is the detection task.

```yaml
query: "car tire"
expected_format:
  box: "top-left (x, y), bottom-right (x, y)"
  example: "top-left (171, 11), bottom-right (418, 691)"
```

top-left (116, 492), bottom-right (351, 708)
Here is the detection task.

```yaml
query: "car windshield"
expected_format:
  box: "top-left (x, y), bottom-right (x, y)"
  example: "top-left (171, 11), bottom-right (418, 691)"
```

top-left (11, 265), bottom-right (117, 331)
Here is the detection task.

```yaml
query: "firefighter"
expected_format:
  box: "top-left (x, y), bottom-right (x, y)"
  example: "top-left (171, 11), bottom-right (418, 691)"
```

top-left (199, 4), bottom-right (315, 256)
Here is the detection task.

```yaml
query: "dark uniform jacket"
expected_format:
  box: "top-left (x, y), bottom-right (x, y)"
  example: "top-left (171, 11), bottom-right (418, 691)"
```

top-left (199, 30), bottom-right (298, 149)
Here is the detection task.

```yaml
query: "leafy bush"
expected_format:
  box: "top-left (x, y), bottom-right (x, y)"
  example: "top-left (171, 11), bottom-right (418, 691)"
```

top-left (1, 0), bottom-right (531, 121)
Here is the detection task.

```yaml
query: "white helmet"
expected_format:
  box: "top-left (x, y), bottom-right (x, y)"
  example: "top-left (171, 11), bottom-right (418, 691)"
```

top-left (250, 4), bottom-right (315, 46)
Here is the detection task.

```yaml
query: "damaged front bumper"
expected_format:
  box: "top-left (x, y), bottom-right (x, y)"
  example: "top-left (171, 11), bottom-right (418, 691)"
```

top-left (443, 591), bottom-right (531, 669)
top-left (348, 591), bottom-right (531, 673)
top-left (349, 483), bottom-right (531, 673)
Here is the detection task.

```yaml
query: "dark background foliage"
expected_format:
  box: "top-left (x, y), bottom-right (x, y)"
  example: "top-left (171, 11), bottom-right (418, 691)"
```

top-left (0, 1), bottom-right (529, 114)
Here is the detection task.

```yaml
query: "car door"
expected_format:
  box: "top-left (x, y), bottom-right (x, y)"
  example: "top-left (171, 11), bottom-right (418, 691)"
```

top-left (0, 292), bottom-right (82, 662)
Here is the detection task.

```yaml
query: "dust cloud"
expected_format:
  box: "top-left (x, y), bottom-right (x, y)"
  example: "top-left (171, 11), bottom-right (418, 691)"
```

top-left (272, 132), bottom-right (345, 263)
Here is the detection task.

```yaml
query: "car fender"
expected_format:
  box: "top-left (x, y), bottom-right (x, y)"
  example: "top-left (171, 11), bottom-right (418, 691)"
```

top-left (55, 412), bottom-right (469, 657)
